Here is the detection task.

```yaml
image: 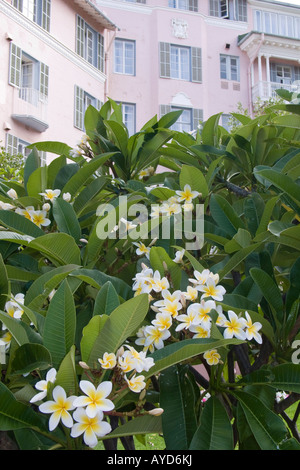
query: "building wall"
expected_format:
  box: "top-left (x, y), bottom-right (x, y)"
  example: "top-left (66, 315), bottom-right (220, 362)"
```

top-left (0, 0), bottom-right (110, 161)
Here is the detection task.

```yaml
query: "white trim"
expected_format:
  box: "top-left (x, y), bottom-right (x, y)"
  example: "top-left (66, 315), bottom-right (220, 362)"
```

top-left (0, 0), bottom-right (106, 83)
top-left (248, 0), bottom-right (300, 15)
top-left (204, 17), bottom-right (249, 30)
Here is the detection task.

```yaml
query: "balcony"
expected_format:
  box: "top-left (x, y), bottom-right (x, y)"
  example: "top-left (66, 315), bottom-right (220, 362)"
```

top-left (252, 81), bottom-right (300, 103)
top-left (11, 87), bottom-right (49, 132)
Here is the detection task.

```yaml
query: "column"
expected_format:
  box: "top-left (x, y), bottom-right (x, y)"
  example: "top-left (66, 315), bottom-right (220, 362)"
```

top-left (258, 54), bottom-right (263, 98)
top-left (265, 54), bottom-right (271, 98)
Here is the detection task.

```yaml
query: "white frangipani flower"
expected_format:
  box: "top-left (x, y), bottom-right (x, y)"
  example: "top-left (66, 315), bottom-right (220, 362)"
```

top-left (39, 189), bottom-right (61, 201)
top-left (30, 368), bottom-right (57, 403)
top-left (73, 380), bottom-right (114, 418)
top-left (244, 311), bottom-right (262, 344)
top-left (7, 188), bottom-right (18, 199)
top-left (175, 184), bottom-right (200, 203)
top-left (71, 408), bottom-right (112, 448)
top-left (222, 310), bottom-right (247, 340)
top-left (38, 385), bottom-right (76, 431)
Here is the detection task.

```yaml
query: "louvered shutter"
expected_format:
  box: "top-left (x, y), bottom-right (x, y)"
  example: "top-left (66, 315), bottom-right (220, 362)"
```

top-left (40, 62), bottom-right (49, 98)
top-left (41, 0), bottom-right (51, 31)
top-left (189, 0), bottom-right (198, 11)
top-left (9, 43), bottom-right (22, 87)
top-left (159, 42), bottom-right (171, 78)
top-left (76, 15), bottom-right (85, 58)
top-left (159, 105), bottom-right (172, 118)
top-left (6, 134), bottom-right (18, 155)
top-left (191, 47), bottom-right (202, 83)
top-left (97, 34), bottom-right (104, 72)
top-left (75, 85), bottom-right (84, 130)
top-left (193, 108), bottom-right (203, 131)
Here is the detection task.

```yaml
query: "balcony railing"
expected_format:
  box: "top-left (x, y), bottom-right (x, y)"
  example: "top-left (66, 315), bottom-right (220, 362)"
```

top-left (252, 81), bottom-right (300, 103)
top-left (11, 87), bottom-right (49, 132)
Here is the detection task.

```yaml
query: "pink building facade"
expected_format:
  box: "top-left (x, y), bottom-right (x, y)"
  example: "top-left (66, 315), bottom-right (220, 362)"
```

top-left (0, 0), bottom-right (300, 162)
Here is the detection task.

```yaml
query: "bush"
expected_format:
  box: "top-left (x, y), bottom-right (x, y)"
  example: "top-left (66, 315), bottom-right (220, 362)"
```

top-left (0, 95), bottom-right (300, 450)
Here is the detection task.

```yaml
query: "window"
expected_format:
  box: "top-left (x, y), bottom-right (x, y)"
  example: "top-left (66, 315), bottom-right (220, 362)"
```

top-left (6, 134), bottom-right (30, 157)
top-left (209, 0), bottom-right (247, 22)
top-left (76, 16), bottom-right (104, 72)
top-left (159, 43), bottom-right (202, 83)
top-left (220, 54), bottom-right (240, 81)
top-left (120, 103), bottom-right (136, 136)
top-left (168, 0), bottom-right (198, 12)
top-left (9, 43), bottom-right (49, 104)
top-left (160, 105), bottom-right (203, 133)
top-left (12, 0), bottom-right (51, 31)
top-left (254, 10), bottom-right (300, 39)
top-left (114, 39), bottom-right (135, 75)
top-left (74, 85), bottom-right (102, 131)
top-left (125, 0), bottom-right (146, 3)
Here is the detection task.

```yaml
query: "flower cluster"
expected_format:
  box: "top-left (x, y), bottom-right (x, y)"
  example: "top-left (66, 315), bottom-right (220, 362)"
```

top-left (30, 344), bottom-right (156, 449)
top-left (1, 187), bottom-right (71, 229)
top-left (150, 184), bottom-right (200, 218)
top-left (0, 293), bottom-right (25, 350)
top-left (132, 262), bottom-right (263, 356)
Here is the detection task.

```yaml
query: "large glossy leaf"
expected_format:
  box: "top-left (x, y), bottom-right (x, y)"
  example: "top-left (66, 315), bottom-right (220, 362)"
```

top-left (80, 315), bottom-right (109, 366)
top-left (179, 164), bottom-right (209, 198)
top-left (189, 396), bottom-right (234, 450)
top-left (0, 311), bottom-right (42, 346)
top-left (52, 198), bottom-right (81, 242)
top-left (149, 246), bottom-right (182, 290)
top-left (23, 147), bottom-right (40, 191)
top-left (160, 365), bottom-right (197, 450)
top-left (239, 364), bottom-right (300, 393)
top-left (84, 294), bottom-right (149, 367)
top-left (43, 280), bottom-right (76, 368)
top-left (0, 210), bottom-right (44, 238)
top-left (0, 253), bottom-right (9, 311)
top-left (250, 267), bottom-right (284, 324)
top-left (254, 168), bottom-right (300, 206)
top-left (0, 382), bottom-right (47, 432)
top-left (210, 194), bottom-right (245, 237)
top-left (100, 415), bottom-right (162, 441)
top-left (93, 281), bottom-right (120, 317)
top-left (28, 233), bottom-right (81, 266)
top-left (55, 345), bottom-right (78, 396)
top-left (233, 390), bottom-right (288, 450)
top-left (10, 343), bottom-right (52, 375)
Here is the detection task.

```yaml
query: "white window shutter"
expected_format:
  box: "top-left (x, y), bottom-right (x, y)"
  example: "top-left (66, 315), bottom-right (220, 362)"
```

top-left (193, 108), bottom-right (203, 131)
top-left (159, 105), bottom-right (172, 118)
top-left (39, 62), bottom-right (49, 97)
top-left (6, 134), bottom-right (18, 155)
top-left (159, 42), bottom-right (171, 78)
top-left (9, 43), bottom-right (22, 87)
top-left (76, 15), bottom-right (85, 58)
top-left (97, 34), bottom-right (104, 72)
top-left (75, 85), bottom-right (84, 130)
top-left (191, 47), bottom-right (202, 83)
top-left (189, 0), bottom-right (198, 11)
top-left (41, 0), bottom-right (51, 32)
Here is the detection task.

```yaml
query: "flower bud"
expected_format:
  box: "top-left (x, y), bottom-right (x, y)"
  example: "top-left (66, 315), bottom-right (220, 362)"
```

top-left (79, 361), bottom-right (90, 370)
top-left (148, 408), bottom-right (164, 416)
top-left (42, 203), bottom-right (51, 212)
top-left (7, 188), bottom-right (18, 199)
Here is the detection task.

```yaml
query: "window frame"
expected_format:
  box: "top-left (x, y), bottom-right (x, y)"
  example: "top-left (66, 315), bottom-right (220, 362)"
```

top-left (74, 85), bottom-right (102, 131)
top-left (114, 38), bottom-right (136, 76)
top-left (12, 0), bottom-right (51, 31)
top-left (76, 15), bottom-right (105, 72)
top-left (220, 54), bottom-right (240, 82)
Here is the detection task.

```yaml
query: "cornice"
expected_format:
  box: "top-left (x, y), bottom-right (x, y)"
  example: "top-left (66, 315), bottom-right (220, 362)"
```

top-left (0, 0), bottom-right (106, 83)
top-left (248, 0), bottom-right (300, 15)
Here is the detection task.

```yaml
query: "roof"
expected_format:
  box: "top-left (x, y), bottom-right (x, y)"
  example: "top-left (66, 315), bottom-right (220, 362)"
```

top-left (73, 0), bottom-right (118, 30)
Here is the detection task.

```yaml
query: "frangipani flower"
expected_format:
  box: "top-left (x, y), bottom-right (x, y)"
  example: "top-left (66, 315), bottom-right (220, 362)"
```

top-left (15, 206), bottom-right (35, 220)
top-left (125, 374), bottom-right (146, 393)
top-left (173, 249), bottom-right (185, 263)
top-left (39, 189), bottom-right (61, 201)
top-left (144, 324), bottom-right (171, 350)
top-left (133, 241), bottom-right (150, 259)
top-left (175, 184), bottom-right (200, 203)
top-left (189, 324), bottom-right (211, 338)
top-left (71, 408), bottom-right (112, 448)
top-left (189, 269), bottom-right (219, 287)
top-left (197, 277), bottom-right (226, 302)
top-left (183, 286), bottom-right (198, 301)
top-left (98, 352), bottom-right (117, 370)
top-left (150, 270), bottom-right (170, 293)
top-left (7, 188), bottom-right (18, 199)
top-left (63, 192), bottom-right (71, 202)
top-left (203, 349), bottom-right (221, 366)
top-left (0, 201), bottom-right (15, 210)
top-left (38, 385), bottom-right (76, 431)
top-left (73, 381), bottom-right (114, 418)
top-left (30, 368), bottom-right (57, 403)
top-left (160, 198), bottom-right (181, 216)
top-left (29, 210), bottom-right (51, 228)
top-left (152, 311), bottom-right (173, 331)
top-left (244, 311), bottom-right (262, 344)
top-left (222, 310), bottom-right (247, 340)
top-left (175, 307), bottom-right (201, 332)
top-left (188, 300), bottom-right (216, 328)
top-left (154, 298), bottom-right (182, 318)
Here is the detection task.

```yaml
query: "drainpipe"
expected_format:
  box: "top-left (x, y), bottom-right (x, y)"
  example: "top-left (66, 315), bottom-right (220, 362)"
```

top-left (104, 28), bottom-right (117, 102)
top-left (247, 33), bottom-right (264, 117)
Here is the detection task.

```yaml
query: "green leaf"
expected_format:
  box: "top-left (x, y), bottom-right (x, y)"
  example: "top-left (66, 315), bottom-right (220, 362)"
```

top-left (217, 242), bottom-right (262, 281)
top-left (149, 246), bottom-right (182, 290)
top-left (52, 197), bottom-right (81, 242)
top-left (233, 390), bottom-right (288, 450)
top-left (250, 267), bottom-right (284, 324)
top-left (0, 311), bottom-right (42, 346)
top-left (201, 113), bottom-right (222, 146)
top-left (27, 141), bottom-right (72, 156)
top-left (93, 281), bottom-right (120, 317)
top-left (0, 382), bottom-right (46, 431)
top-left (239, 364), bottom-right (300, 394)
top-left (85, 294), bottom-right (149, 367)
top-left (80, 315), bottom-right (109, 366)
top-left (210, 194), bottom-right (245, 237)
top-left (100, 415), bottom-right (162, 441)
top-left (0, 253), bottom-right (9, 311)
top-left (28, 233), bottom-right (81, 266)
top-left (160, 365), bottom-right (197, 450)
top-left (254, 168), bottom-right (300, 206)
top-left (179, 164), bottom-right (209, 198)
top-left (10, 343), bottom-right (52, 375)
top-left (72, 176), bottom-right (107, 215)
top-left (43, 280), bottom-right (76, 369)
top-left (23, 147), bottom-right (40, 191)
top-left (26, 166), bottom-right (47, 199)
top-left (55, 345), bottom-right (78, 396)
top-left (189, 396), bottom-right (234, 450)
